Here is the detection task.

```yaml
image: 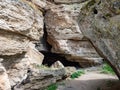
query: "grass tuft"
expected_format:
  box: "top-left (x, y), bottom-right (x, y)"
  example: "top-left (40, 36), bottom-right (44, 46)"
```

top-left (101, 63), bottom-right (115, 75)
top-left (70, 70), bottom-right (85, 79)
top-left (46, 83), bottom-right (58, 90)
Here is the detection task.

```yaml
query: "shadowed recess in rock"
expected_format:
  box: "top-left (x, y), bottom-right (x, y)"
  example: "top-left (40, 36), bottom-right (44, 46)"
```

top-left (41, 52), bottom-right (81, 68)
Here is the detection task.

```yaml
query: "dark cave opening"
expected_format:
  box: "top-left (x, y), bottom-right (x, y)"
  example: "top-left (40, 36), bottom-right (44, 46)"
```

top-left (93, 8), bottom-right (98, 14)
top-left (35, 23), bottom-right (52, 52)
top-left (41, 51), bottom-right (81, 68)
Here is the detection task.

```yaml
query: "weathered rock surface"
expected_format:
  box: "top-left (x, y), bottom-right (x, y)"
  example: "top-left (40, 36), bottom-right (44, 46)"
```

top-left (2, 43), bottom-right (44, 87)
top-left (0, 0), bottom-right (120, 89)
top-left (0, 0), bottom-right (44, 55)
top-left (0, 0), bottom-right (44, 89)
top-left (0, 0), bottom-right (43, 41)
top-left (31, 0), bottom-right (47, 9)
top-left (0, 62), bottom-right (11, 90)
top-left (78, 0), bottom-right (120, 77)
top-left (13, 67), bottom-right (67, 90)
top-left (64, 66), bottom-right (76, 76)
top-left (54, 0), bottom-right (87, 4)
top-left (51, 61), bottom-right (64, 69)
top-left (45, 3), bottom-right (84, 40)
top-left (0, 31), bottom-right (29, 56)
top-left (45, 2), bottom-right (103, 67)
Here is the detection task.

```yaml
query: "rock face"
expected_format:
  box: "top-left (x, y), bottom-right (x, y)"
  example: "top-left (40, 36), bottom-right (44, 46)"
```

top-left (0, 0), bottom-right (44, 89)
top-left (54, 0), bottom-right (87, 4)
top-left (0, 0), bottom-right (43, 40)
top-left (12, 61), bottom-right (69, 90)
top-left (0, 0), bottom-right (73, 89)
top-left (0, 0), bottom-right (44, 55)
top-left (16, 68), bottom-right (67, 90)
top-left (0, 0), bottom-right (120, 89)
top-left (78, 0), bottom-right (120, 77)
top-left (0, 62), bottom-right (11, 90)
top-left (0, 31), bottom-right (29, 56)
top-left (45, 1), bottom-right (103, 67)
top-left (4, 44), bottom-right (44, 86)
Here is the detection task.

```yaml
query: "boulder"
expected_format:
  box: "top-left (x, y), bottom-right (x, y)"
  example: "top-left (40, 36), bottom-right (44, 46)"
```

top-left (13, 68), bottom-right (67, 90)
top-left (65, 66), bottom-right (76, 76)
top-left (78, 0), bottom-right (120, 77)
top-left (45, 3), bottom-right (103, 67)
top-left (51, 61), bottom-right (64, 69)
top-left (1, 43), bottom-right (44, 87)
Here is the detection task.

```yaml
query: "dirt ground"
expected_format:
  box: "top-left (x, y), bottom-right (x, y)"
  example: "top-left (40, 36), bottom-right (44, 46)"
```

top-left (57, 71), bottom-right (120, 90)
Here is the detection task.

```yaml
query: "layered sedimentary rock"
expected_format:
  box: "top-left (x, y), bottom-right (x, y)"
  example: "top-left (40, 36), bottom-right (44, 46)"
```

top-left (45, 2), bottom-right (103, 67)
top-left (0, 0), bottom-right (44, 55)
top-left (0, 31), bottom-right (29, 56)
top-left (78, 0), bottom-right (120, 77)
top-left (0, 0), bottom-right (120, 89)
top-left (0, 0), bottom-right (44, 89)
top-left (0, 0), bottom-right (43, 40)
top-left (14, 68), bottom-right (67, 90)
top-left (3, 43), bottom-right (44, 86)
top-left (54, 0), bottom-right (87, 4)
top-left (0, 0), bottom-right (71, 89)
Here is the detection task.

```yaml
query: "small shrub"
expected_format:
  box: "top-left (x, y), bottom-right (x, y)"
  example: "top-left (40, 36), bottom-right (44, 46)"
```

top-left (70, 70), bottom-right (85, 79)
top-left (46, 83), bottom-right (58, 90)
top-left (101, 63), bottom-right (115, 75)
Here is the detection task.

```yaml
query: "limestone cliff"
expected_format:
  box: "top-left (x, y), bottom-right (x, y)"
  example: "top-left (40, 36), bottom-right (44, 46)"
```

top-left (0, 0), bottom-right (119, 89)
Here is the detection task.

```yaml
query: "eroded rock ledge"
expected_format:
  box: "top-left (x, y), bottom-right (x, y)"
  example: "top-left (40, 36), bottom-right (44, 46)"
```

top-left (0, 0), bottom-right (120, 90)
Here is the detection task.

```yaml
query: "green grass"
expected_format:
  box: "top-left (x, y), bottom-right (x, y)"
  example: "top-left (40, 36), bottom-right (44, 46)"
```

top-left (46, 83), bottom-right (58, 90)
top-left (70, 70), bottom-right (85, 79)
top-left (45, 82), bottom-right (65, 90)
top-left (101, 63), bottom-right (115, 75)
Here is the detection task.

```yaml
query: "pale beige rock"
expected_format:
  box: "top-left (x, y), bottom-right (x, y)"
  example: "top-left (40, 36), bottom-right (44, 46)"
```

top-left (47, 34), bottom-right (103, 67)
top-left (31, 0), bottom-right (47, 9)
top-left (45, 4), bottom-right (83, 40)
top-left (2, 44), bottom-right (44, 86)
top-left (45, 3), bottom-right (103, 67)
top-left (54, 0), bottom-right (87, 4)
top-left (27, 43), bottom-right (44, 65)
top-left (0, 0), bottom-right (44, 40)
top-left (14, 68), bottom-right (67, 90)
top-left (0, 31), bottom-right (29, 56)
top-left (0, 63), bottom-right (11, 90)
top-left (79, 0), bottom-right (120, 77)
top-left (51, 61), bottom-right (64, 69)
top-left (65, 66), bottom-right (76, 76)
top-left (0, 0), bottom-right (44, 55)
top-left (0, 0), bottom-right (45, 88)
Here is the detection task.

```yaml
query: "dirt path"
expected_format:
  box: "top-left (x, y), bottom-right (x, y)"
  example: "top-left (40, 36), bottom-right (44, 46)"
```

top-left (57, 72), bottom-right (119, 90)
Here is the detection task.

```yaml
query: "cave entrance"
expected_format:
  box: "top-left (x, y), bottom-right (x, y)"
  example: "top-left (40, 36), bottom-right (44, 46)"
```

top-left (41, 51), bottom-right (81, 68)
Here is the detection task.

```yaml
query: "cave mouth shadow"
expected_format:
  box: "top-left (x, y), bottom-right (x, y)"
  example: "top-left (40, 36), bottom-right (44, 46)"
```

top-left (41, 51), bottom-right (81, 68)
